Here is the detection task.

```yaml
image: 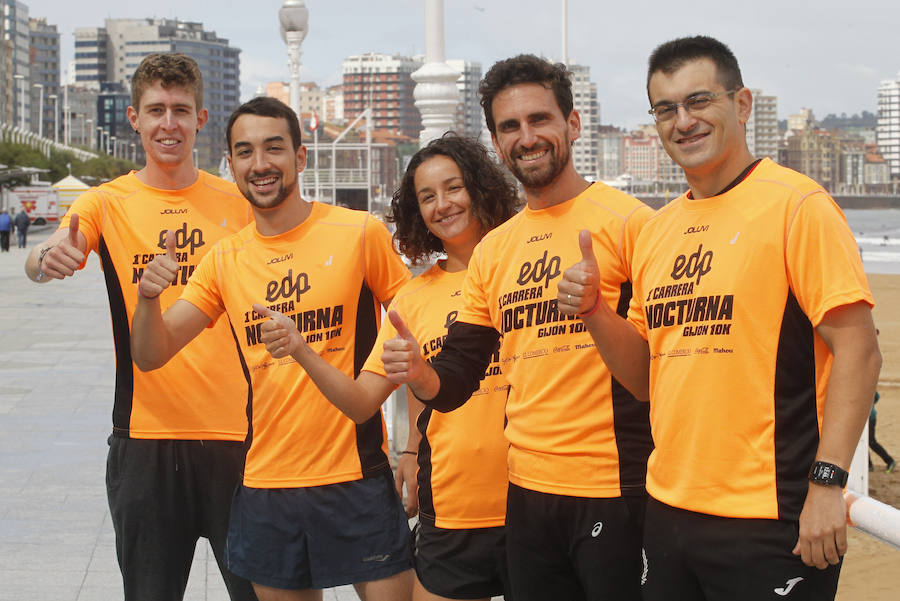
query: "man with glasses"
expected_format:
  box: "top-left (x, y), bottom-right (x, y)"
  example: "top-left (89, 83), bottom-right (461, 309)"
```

top-left (557, 36), bottom-right (880, 601)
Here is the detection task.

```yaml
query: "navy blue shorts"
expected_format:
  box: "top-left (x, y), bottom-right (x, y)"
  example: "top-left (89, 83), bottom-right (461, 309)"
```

top-left (414, 521), bottom-right (511, 599)
top-left (226, 471), bottom-right (412, 590)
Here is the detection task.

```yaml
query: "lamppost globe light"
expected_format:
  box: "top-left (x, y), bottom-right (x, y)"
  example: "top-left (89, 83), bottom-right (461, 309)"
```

top-left (279, 0), bottom-right (309, 43)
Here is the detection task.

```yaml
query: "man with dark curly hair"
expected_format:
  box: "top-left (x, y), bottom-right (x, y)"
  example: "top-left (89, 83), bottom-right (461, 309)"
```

top-left (382, 55), bottom-right (653, 601)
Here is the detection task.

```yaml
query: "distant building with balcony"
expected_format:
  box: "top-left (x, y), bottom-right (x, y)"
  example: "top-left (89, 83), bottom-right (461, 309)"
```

top-left (2, 0), bottom-right (31, 130)
top-left (877, 75), bottom-right (900, 179)
top-left (747, 89), bottom-right (777, 159)
top-left (342, 53), bottom-right (422, 139)
top-left (570, 63), bottom-right (598, 180)
top-left (73, 18), bottom-right (240, 168)
top-left (28, 18), bottom-right (59, 140)
top-left (446, 59), bottom-right (483, 139)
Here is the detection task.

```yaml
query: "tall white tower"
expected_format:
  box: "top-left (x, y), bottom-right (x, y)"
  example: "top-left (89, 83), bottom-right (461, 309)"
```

top-left (412, 0), bottom-right (460, 147)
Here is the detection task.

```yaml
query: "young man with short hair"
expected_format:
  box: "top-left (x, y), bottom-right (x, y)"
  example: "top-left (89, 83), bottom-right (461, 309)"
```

top-left (24, 53), bottom-right (257, 601)
top-left (130, 96), bottom-right (413, 601)
top-left (382, 55), bottom-right (653, 601)
top-left (558, 36), bottom-right (881, 601)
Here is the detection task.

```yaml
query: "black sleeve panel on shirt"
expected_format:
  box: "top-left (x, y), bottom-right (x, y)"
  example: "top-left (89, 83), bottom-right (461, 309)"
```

top-left (423, 321), bottom-right (501, 413)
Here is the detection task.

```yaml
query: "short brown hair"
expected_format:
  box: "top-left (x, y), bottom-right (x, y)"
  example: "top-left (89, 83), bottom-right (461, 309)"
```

top-left (131, 53), bottom-right (204, 110)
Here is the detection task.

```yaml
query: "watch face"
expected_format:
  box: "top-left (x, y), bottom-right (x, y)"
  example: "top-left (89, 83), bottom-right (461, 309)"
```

top-left (809, 461), bottom-right (847, 486)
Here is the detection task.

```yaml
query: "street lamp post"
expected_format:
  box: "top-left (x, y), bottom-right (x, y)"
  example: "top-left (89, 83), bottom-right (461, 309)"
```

top-left (48, 94), bottom-right (58, 143)
top-left (279, 0), bottom-right (309, 120)
top-left (33, 83), bottom-right (44, 138)
top-left (13, 75), bottom-right (25, 130)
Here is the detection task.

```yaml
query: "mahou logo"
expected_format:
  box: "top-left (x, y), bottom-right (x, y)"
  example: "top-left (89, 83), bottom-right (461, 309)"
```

top-left (266, 269), bottom-right (311, 302)
top-left (671, 244), bottom-right (713, 285)
top-left (517, 249), bottom-right (562, 289)
top-left (157, 223), bottom-right (205, 254)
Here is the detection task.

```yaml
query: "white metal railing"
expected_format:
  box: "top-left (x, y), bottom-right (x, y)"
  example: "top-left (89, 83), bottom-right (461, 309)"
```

top-left (845, 491), bottom-right (900, 550)
top-left (0, 122), bottom-right (97, 161)
top-left (846, 419), bottom-right (900, 549)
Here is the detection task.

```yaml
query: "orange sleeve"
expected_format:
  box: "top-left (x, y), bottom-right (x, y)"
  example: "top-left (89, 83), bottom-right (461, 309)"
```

top-left (785, 191), bottom-right (873, 327)
top-left (180, 242), bottom-right (227, 323)
top-left (457, 242), bottom-right (494, 329)
top-left (363, 215), bottom-right (410, 303)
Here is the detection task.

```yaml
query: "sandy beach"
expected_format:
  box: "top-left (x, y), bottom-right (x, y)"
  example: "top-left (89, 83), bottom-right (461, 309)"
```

top-left (836, 273), bottom-right (900, 601)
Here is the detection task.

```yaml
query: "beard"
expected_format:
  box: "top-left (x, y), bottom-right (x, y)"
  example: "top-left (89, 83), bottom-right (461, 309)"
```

top-left (507, 139), bottom-right (571, 190)
top-left (240, 170), bottom-right (295, 209)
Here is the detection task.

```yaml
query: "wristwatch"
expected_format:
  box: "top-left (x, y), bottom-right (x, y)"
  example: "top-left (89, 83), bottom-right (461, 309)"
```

top-left (36, 245), bottom-right (53, 281)
top-left (808, 461), bottom-right (849, 487)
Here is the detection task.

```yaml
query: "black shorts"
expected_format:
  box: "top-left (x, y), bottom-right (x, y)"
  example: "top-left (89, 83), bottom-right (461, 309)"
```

top-left (105, 436), bottom-right (255, 601)
top-left (505, 484), bottom-right (646, 601)
top-left (414, 521), bottom-right (510, 600)
top-left (642, 497), bottom-right (842, 601)
top-left (226, 470), bottom-right (412, 590)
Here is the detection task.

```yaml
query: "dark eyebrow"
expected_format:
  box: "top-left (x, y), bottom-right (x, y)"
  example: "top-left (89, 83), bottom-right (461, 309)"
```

top-left (652, 90), bottom-right (714, 108)
top-left (233, 136), bottom-right (286, 150)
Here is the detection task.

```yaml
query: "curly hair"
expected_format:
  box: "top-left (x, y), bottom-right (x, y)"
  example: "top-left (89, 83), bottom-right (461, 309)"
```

top-left (479, 54), bottom-right (572, 136)
top-left (131, 53), bottom-right (203, 110)
top-left (388, 133), bottom-right (520, 266)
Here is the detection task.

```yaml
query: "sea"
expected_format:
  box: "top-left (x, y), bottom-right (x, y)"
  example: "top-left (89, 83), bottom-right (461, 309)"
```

top-left (846, 209), bottom-right (900, 275)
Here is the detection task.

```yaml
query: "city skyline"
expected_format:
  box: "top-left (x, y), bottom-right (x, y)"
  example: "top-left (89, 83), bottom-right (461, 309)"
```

top-left (18, 0), bottom-right (900, 131)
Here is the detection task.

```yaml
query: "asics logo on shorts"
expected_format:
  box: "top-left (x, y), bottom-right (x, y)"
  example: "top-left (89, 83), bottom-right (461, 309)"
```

top-left (774, 576), bottom-right (803, 596)
top-left (591, 522), bottom-right (603, 537)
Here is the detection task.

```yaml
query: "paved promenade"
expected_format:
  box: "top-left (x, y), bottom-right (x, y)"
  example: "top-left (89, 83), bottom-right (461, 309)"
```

top-left (0, 229), bottom-right (363, 600)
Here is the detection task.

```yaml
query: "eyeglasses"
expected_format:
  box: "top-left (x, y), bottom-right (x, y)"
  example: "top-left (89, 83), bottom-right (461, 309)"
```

top-left (648, 89), bottom-right (741, 122)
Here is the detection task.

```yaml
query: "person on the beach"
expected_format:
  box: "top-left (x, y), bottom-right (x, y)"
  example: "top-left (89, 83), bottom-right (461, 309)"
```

top-left (131, 96), bottom-right (413, 601)
top-left (23, 53), bottom-right (257, 601)
top-left (256, 132), bottom-right (520, 601)
top-left (556, 35), bottom-right (881, 601)
top-left (380, 54), bottom-right (654, 601)
top-left (869, 391), bottom-right (896, 473)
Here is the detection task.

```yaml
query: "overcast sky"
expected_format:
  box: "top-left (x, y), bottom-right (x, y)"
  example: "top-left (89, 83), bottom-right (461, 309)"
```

top-left (24, 0), bottom-right (899, 130)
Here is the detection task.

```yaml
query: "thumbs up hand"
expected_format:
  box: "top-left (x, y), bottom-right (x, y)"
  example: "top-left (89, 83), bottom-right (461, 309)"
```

top-left (254, 303), bottom-right (306, 359)
top-left (558, 230), bottom-right (601, 316)
top-left (381, 310), bottom-right (426, 386)
top-left (36, 213), bottom-right (87, 280)
top-left (138, 230), bottom-right (179, 300)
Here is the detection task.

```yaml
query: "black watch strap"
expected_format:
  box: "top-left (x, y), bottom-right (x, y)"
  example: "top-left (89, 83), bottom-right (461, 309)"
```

top-left (808, 461), bottom-right (849, 487)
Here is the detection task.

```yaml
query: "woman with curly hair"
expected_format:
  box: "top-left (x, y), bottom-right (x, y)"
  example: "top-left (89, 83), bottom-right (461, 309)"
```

top-left (255, 133), bottom-right (520, 601)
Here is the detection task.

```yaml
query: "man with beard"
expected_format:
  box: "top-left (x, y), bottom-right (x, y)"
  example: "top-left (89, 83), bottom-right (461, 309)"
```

top-left (131, 97), bottom-right (413, 601)
top-left (380, 55), bottom-right (653, 601)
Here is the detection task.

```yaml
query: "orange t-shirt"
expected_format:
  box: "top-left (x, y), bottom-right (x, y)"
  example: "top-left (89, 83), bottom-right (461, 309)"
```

top-left (364, 264), bottom-right (509, 528)
top-left (181, 202), bottom-right (410, 488)
top-left (61, 171), bottom-right (253, 440)
top-left (457, 182), bottom-right (654, 498)
top-left (628, 159), bottom-right (873, 520)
